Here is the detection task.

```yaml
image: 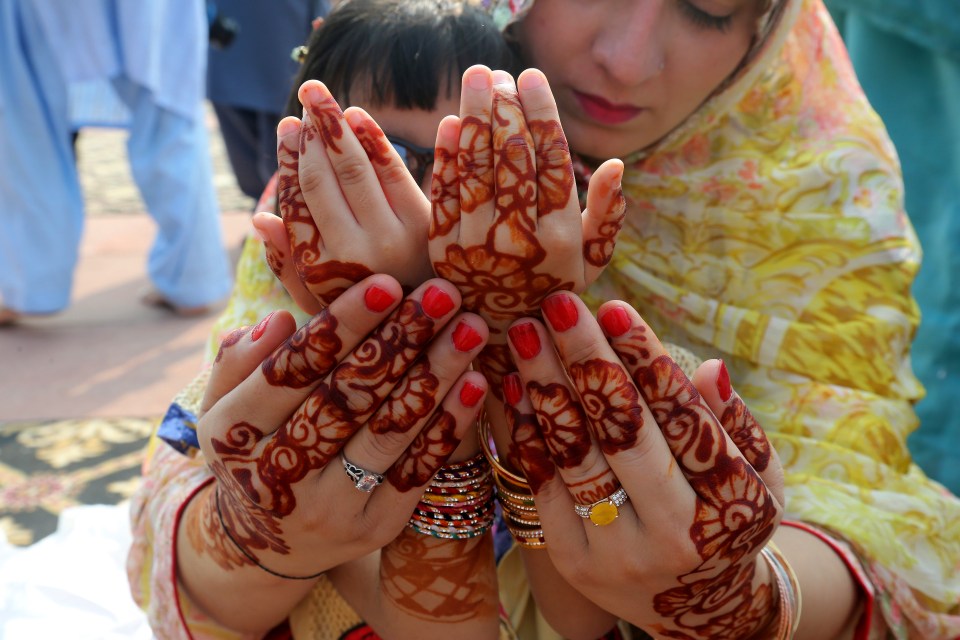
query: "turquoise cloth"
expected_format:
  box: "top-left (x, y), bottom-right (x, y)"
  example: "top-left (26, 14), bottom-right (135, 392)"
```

top-left (827, 2), bottom-right (960, 493)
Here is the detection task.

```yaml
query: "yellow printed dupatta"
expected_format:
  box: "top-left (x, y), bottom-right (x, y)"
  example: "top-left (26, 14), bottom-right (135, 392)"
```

top-left (489, 0), bottom-right (960, 636)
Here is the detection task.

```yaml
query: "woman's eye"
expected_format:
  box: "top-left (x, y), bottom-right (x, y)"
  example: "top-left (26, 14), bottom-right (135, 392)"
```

top-left (678, 1), bottom-right (734, 32)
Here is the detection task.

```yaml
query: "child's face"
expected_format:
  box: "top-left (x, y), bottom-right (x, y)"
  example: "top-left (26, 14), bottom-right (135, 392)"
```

top-left (362, 91), bottom-right (462, 194)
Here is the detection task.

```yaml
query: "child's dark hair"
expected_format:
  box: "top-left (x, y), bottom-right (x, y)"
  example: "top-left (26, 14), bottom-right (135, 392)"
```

top-left (284, 0), bottom-right (515, 118)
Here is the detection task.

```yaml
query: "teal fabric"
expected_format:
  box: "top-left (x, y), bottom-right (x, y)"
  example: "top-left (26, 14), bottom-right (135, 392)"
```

top-left (827, 4), bottom-right (960, 493)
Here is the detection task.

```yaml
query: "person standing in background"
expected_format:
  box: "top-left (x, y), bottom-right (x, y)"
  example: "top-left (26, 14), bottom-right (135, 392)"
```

top-left (826, 0), bottom-right (960, 493)
top-left (207, 0), bottom-right (327, 202)
top-left (0, 0), bottom-right (232, 322)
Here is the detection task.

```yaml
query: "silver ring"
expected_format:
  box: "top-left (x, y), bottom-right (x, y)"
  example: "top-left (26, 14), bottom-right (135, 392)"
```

top-left (340, 452), bottom-right (384, 493)
top-left (573, 487), bottom-right (629, 526)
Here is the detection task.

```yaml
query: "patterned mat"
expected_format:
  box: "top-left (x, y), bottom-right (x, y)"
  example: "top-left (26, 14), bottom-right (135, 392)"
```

top-left (0, 417), bottom-right (154, 546)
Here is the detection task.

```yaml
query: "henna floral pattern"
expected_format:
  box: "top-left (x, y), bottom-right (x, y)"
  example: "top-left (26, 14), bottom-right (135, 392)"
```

top-left (609, 328), bottom-right (781, 638)
top-left (525, 381), bottom-right (591, 468)
top-left (261, 307), bottom-right (343, 388)
top-left (505, 404), bottom-right (555, 491)
top-left (386, 409), bottom-right (460, 492)
top-left (568, 359), bottom-right (645, 455)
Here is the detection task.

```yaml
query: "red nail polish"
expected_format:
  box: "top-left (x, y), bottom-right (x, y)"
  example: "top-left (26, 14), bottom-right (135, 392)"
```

top-left (421, 285), bottom-right (455, 318)
top-left (452, 321), bottom-right (483, 352)
top-left (599, 306), bottom-right (632, 337)
top-left (364, 285), bottom-right (396, 312)
top-left (503, 373), bottom-right (523, 405)
top-left (251, 311), bottom-right (276, 342)
top-left (508, 322), bottom-right (541, 359)
top-left (460, 382), bottom-right (485, 408)
top-left (542, 295), bottom-right (579, 332)
top-left (717, 360), bottom-right (732, 402)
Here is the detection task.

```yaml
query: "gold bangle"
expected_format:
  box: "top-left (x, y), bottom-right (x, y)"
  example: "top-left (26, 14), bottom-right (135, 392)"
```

top-left (478, 411), bottom-right (530, 487)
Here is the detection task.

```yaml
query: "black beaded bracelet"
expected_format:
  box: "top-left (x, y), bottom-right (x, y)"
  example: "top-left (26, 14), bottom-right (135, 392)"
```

top-left (214, 486), bottom-right (324, 581)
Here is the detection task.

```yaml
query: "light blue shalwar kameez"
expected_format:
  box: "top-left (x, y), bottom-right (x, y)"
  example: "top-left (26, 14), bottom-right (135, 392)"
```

top-left (0, 0), bottom-right (232, 313)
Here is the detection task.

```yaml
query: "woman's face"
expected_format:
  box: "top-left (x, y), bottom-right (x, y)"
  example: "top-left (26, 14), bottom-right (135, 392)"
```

top-left (516, 0), bottom-right (763, 158)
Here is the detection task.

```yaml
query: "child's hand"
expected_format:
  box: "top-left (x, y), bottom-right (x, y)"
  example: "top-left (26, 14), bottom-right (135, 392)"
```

top-left (277, 80), bottom-right (435, 310)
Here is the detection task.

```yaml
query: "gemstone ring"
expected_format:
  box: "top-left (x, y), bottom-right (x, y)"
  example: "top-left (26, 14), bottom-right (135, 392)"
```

top-left (340, 452), bottom-right (385, 493)
top-left (573, 487), bottom-right (629, 526)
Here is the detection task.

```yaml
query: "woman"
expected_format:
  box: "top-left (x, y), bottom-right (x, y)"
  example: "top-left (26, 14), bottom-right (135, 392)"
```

top-left (271, 0), bottom-right (959, 637)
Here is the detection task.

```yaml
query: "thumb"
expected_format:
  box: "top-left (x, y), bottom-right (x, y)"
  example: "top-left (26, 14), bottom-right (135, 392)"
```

top-left (581, 158), bottom-right (625, 285)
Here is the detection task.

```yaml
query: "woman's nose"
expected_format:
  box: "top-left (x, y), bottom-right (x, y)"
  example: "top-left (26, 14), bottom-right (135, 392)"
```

top-left (591, 2), bottom-right (666, 87)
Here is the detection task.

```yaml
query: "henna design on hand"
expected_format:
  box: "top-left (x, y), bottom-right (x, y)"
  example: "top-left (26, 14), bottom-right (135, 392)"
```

top-left (368, 360), bottom-right (439, 436)
top-left (629, 356), bottom-right (779, 638)
top-left (381, 531), bottom-right (497, 622)
top-left (214, 326), bottom-right (249, 364)
top-left (525, 381), bottom-right (591, 468)
top-left (504, 404), bottom-right (555, 491)
top-left (528, 119), bottom-right (574, 217)
top-left (261, 307), bottom-right (343, 388)
top-left (568, 359), bottom-right (645, 455)
top-left (719, 398), bottom-right (772, 473)
top-left (386, 408), bottom-right (460, 492)
top-left (280, 107), bottom-right (373, 307)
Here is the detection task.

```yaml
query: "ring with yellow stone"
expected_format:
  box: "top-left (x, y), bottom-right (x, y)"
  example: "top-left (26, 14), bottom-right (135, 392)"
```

top-left (573, 487), bottom-right (629, 526)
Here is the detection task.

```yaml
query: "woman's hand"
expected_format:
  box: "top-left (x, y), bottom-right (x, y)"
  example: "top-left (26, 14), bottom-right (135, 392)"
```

top-left (273, 80), bottom-right (436, 314)
top-left (428, 66), bottom-right (626, 382)
top-left (503, 291), bottom-right (786, 639)
top-left (177, 276), bottom-right (490, 632)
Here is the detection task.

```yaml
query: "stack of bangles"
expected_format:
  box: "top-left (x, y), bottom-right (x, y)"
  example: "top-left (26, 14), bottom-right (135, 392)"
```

top-left (759, 541), bottom-right (803, 639)
top-left (478, 414), bottom-right (547, 549)
top-left (407, 453), bottom-right (495, 540)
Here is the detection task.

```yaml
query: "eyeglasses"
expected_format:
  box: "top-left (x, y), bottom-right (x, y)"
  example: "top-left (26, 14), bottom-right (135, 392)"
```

top-left (386, 135), bottom-right (435, 186)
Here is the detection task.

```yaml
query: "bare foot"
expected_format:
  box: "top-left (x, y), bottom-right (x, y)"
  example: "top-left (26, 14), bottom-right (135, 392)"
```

top-left (140, 289), bottom-right (214, 318)
top-left (0, 307), bottom-right (21, 326)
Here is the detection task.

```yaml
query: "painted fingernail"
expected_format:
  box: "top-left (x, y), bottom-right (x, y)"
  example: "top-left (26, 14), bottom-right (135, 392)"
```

top-left (452, 321), bottom-right (483, 352)
top-left (251, 311), bottom-right (276, 342)
top-left (421, 286), bottom-right (455, 318)
top-left (542, 295), bottom-right (579, 332)
top-left (508, 322), bottom-right (541, 359)
top-left (460, 382), bottom-right (486, 408)
top-left (717, 360), bottom-right (732, 402)
top-left (364, 285), bottom-right (396, 312)
top-left (599, 306), bottom-right (632, 337)
top-left (503, 373), bottom-right (523, 405)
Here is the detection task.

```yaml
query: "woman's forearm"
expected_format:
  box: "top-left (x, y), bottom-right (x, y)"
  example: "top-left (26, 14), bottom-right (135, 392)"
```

top-left (175, 483), bottom-right (319, 634)
top-left (774, 525), bottom-right (861, 640)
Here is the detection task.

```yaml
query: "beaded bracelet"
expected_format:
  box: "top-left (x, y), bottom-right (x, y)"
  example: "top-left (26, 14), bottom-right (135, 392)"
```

top-left (406, 453), bottom-right (495, 540)
top-left (759, 541), bottom-right (803, 638)
top-left (214, 487), bottom-right (324, 580)
top-left (478, 414), bottom-right (547, 549)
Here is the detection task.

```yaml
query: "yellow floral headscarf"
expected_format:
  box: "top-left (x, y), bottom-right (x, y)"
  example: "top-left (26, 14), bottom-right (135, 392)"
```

top-left (485, 0), bottom-right (959, 636)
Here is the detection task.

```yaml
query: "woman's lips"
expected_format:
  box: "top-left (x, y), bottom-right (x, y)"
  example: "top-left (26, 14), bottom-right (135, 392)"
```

top-left (573, 90), bottom-right (645, 125)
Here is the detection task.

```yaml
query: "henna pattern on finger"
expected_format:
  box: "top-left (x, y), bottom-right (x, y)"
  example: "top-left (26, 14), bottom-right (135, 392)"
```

top-left (584, 186), bottom-right (625, 268)
top-left (529, 119), bottom-right (574, 217)
top-left (214, 326), bottom-right (249, 364)
top-left (456, 116), bottom-right (494, 216)
top-left (525, 382), bottom-right (591, 468)
top-left (381, 531), bottom-right (497, 621)
top-left (368, 360), bottom-right (439, 435)
top-left (505, 404), bottom-right (555, 491)
top-left (564, 471), bottom-right (620, 505)
top-left (568, 359), bottom-right (645, 454)
top-left (719, 397), bottom-right (772, 473)
top-left (261, 306), bottom-right (343, 388)
top-left (492, 90), bottom-right (539, 259)
top-left (306, 92), bottom-right (345, 155)
top-left (387, 408), bottom-right (459, 492)
top-left (351, 112), bottom-right (394, 169)
top-left (431, 145), bottom-right (460, 238)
